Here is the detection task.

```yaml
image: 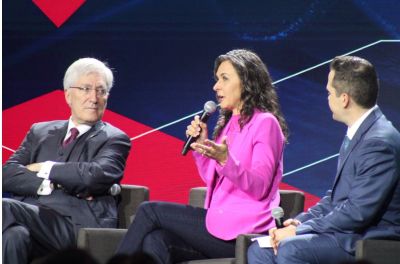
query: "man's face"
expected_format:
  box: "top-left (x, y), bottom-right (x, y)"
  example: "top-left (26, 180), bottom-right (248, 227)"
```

top-left (65, 72), bottom-right (108, 125)
top-left (326, 70), bottom-right (345, 122)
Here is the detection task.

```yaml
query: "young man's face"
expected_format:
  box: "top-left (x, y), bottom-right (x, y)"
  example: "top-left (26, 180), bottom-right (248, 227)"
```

top-left (326, 70), bottom-right (346, 123)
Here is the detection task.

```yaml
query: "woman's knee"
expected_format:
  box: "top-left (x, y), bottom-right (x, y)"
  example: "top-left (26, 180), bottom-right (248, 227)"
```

top-left (135, 201), bottom-right (162, 222)
top-left (137, 201), bottom-right (162, 214)
top-left (136, 201), bottom-right (179, 224)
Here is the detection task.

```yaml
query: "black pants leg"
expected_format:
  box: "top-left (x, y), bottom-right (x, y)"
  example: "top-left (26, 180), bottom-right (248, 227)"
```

top-left (116, 201), bottom-right (235, 264)
top-left (2, 198), bottom-right (76, 264)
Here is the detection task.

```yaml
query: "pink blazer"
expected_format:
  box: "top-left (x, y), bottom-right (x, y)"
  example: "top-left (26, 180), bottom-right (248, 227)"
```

top-left (193, 110), bottom-right (284, 240)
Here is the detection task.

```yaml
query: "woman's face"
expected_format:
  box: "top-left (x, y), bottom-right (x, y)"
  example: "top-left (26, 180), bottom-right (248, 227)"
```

top-left (213, 60), bottom-right (243, 114)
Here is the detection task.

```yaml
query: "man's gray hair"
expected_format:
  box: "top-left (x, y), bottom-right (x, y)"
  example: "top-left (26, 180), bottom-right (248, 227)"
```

top-left (63, 58), bottom-right (114, 92)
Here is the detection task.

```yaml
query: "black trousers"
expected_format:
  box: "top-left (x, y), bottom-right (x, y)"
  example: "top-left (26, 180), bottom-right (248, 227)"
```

top-left (2, 198), bottom-right (76, 264)
top-left (116, 201), bottom-right (236, 264)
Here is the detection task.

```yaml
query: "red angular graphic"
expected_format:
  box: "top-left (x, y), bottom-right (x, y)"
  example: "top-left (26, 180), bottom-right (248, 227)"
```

top-left (2, 90), bottom-right (320, 208)
top-left (32, 0), bottom-right (86, 28)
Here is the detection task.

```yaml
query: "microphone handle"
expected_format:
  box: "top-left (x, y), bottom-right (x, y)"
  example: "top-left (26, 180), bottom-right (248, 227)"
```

top-left (274, 217), bottom-right (285, 228)
top-left (181, 111), bottom-right (211, 155)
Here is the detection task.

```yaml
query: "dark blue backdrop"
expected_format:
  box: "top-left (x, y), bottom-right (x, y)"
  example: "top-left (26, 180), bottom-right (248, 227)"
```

top-left (3, 0), bottom-right (400, 197)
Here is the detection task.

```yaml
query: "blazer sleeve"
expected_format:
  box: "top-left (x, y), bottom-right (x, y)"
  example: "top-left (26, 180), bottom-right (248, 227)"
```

top-left (215, 114), bottom-right (284, 199)
top-left (2, 124), bottom-right (44, 196)
top-left (296, 138), bottom-right (399, 235)
top-left (295, 190), bottom-right (333, 223)
top-left (49, 131), bottom-right (131, 197)
top-left (192, 151), bottom-right (213, 183)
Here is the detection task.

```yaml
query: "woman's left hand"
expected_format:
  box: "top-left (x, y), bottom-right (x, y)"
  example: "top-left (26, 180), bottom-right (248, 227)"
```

top-left (191, 136), bottom-right (228, 165)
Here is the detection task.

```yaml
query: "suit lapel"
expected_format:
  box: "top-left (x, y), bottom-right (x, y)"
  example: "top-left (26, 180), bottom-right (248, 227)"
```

top-left (39, 122), bottom-right (68, 162)
top-left (47, 121), bottom-right (68, 144)
top-left (85, 121), bottom-right (105, 141)
top-left (332, 108), bottom-right (383, 190)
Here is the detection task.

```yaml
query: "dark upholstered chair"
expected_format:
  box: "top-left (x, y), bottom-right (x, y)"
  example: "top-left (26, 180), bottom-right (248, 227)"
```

top-left (355, 239), bottom-right (400, 264)
top-left (181, 187), bottom-right (305, 264)
top-left (77, 184), bottom-right (149, 264)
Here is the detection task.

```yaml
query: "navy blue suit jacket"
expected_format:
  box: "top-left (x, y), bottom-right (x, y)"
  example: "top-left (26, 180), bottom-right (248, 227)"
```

top-left (3, 120), bottom-right (131, 230)
top-left (295, 107), bottom-right (400, 253)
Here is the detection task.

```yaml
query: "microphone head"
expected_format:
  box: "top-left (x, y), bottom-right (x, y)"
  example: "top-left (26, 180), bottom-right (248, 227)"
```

top-left (110, 184), bottom-right (121, 196)
top-left (271, 207), bottom-right (284, 219)
top-left (204, 101), bottom-right (217, 114)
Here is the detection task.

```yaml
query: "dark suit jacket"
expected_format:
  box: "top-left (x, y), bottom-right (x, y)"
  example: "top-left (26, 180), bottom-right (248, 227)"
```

top-left (3, 120), bottom-right (131, 230)
top-left (295, 107), bottom-right (400, 253)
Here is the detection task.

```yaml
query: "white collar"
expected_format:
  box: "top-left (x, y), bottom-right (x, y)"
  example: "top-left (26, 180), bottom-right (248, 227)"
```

top-left (346, 105), bottom-right (377, 140)
top-left (64, 117), bottom-right (92, 140)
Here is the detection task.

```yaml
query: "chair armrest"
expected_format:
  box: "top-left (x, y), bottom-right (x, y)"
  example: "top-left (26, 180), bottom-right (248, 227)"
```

top-left (235, 234), bottom-right (263, 264)
top-left (356, 239), bottom-right (400, 264)
top-left (119, 184), bottom-right (149, 228)
top-left (189, 187), bottom-right (207, 208)
top-left (279, 190), bottom-right (305, 219)
top-left (77, 228), bottom-right (127, 264)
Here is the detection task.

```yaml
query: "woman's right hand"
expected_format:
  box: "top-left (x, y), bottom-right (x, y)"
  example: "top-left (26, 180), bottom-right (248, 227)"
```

top-left (185, 115), bottom-right (208, 145)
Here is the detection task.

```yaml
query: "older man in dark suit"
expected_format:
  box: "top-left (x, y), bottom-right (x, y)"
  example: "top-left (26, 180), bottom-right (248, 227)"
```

top-left (2, 58), bottom-right (131, 264)
top-left (248, 55), bottom-right (400, 264)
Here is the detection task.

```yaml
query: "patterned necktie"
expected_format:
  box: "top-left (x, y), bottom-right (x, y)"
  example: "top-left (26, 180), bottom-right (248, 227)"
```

top-left (341, 135), bottom-right (350, 153)
top-left (63, 127), bottom-right (79, 148)
top-left (338, 135), bottom-right (350, 167)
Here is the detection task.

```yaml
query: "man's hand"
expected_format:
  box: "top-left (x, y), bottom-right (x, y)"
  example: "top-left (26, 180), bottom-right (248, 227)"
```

top-left (283, 218), bottom-right (301, 227)
top-left (269, 225), bottom-right (297, 255)
top-left (26, 163), bottom-right (43, 172)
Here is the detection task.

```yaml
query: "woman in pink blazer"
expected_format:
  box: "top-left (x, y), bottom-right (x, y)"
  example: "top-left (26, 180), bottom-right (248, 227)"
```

top-left (116, 49), bottom-right (288, 263)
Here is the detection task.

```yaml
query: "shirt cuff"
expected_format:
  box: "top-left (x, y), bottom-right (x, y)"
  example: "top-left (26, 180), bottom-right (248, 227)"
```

top-left (295, 223), bottom-right (313, 235)
top-left (36, 161), bottom-right (56, 179)
top-left (37, 179), bottom-right (54, 195)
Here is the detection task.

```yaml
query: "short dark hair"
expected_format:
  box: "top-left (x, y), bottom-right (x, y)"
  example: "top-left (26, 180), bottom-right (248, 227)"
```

top-left (330, 55), bottom-right (379, 109)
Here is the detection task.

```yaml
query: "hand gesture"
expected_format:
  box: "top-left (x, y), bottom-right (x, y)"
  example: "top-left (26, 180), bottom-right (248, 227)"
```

top-left (191, 136), bottom-right (228, 165)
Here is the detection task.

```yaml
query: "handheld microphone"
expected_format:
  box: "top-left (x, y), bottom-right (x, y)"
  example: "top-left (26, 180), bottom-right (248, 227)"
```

top-left (272, 207), bottom-right (285, 228)
top-left (181, 101), bottom-right (217, 155)
top-left (109, 184), bottom-right (121, 196)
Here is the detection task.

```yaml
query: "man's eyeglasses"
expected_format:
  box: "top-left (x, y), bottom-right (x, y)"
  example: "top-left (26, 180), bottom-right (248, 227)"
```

top-left (69, 86), bottom-right (108, 97)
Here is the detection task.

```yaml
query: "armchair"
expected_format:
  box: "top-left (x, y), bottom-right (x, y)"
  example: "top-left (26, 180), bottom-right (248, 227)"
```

top-left (77, 184), bottom-right (149, 264)
top-left (356, 239), bottom-right (400, 264)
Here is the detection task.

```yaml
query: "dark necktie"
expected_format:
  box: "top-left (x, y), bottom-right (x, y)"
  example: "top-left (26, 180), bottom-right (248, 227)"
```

top-left (338, 135), bottom-right (350, 167)
top-left (63, 127), bottom-right (79, 148)
top-left (340, 135), bottom-right (350, 153)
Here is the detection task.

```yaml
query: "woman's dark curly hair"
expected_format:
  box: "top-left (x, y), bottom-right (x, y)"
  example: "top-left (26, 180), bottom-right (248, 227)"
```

top-left (212, 49), bottom-right (289, 142)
